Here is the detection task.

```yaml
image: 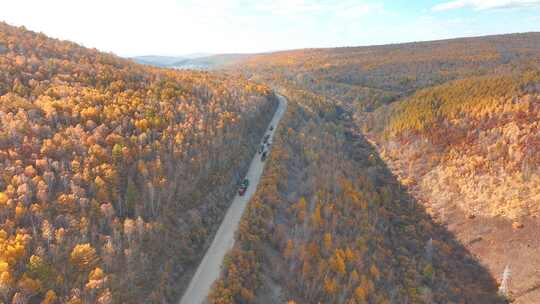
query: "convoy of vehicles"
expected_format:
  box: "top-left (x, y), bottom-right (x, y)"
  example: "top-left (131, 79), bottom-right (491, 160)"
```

top-left (240, 128), bottom-right (274, 195)
top-left (261, 130), bottom-right (273, 160)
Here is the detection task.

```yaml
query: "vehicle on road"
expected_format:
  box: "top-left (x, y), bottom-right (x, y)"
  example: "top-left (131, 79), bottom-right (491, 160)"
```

top-left (238, 178), bottom-right (249, 196)
top-left (259, 144), bottom-right (265, 154)
top-left (263, 134), bottom-right (270, 144)
top-left (269, 125), bottom-right (274, 131)
top-left (261, 151), bottom-right (268, 161)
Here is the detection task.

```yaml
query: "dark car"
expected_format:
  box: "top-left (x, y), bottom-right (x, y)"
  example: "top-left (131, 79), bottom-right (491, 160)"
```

top-left (238, 178), bottom-right (249, 196)
top-left (259, 144), bottom-right (265, 154)
top-left (263, 134), bottom-right (271, 144)
top-left (269, 125), bottom-right (274, 131)
top-left (261, 151), bottom-right (268, 161)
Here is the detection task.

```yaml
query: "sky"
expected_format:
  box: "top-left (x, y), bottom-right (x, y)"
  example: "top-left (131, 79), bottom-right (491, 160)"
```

top-left (1, 0), bottom-right (539, 57)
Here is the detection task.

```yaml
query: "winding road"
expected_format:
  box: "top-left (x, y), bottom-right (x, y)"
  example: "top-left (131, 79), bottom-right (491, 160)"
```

top-left (179, 95), bottom-right (287, 304)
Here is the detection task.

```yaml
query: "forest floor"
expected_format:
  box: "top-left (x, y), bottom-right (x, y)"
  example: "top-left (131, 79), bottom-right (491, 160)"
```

top-left (178, 95), bottom-right (288, 304)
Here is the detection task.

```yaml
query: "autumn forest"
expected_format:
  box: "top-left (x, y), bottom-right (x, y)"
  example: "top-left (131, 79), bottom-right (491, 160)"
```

top-left (1, 18), bottom-right (540, 304)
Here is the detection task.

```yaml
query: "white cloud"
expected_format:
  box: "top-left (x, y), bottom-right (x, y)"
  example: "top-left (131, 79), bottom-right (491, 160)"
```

top-left (433, 0), bottom-right (540, 11)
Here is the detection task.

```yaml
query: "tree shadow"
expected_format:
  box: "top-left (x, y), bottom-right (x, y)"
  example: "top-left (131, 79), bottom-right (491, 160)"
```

top-left (340, 110), bottom-right (505, 303)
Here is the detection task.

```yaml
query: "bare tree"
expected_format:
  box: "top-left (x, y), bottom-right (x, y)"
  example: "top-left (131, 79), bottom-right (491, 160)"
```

top-left (498, 264), bottom-right (511, 298)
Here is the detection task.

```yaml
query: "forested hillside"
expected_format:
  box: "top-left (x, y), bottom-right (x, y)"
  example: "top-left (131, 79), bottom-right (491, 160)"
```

top-left (239, 33), bottom-right (540, 112)
top-left (211, 32), bottom-right (540, 302)
top-left (370, 72), bottom-right (540, 219)
top-left (0, 22), bottom-right (278, 303)
top-left (365, 70), bottom-right (540, 303)
top-left (208, 85), bottom-right (503, 303)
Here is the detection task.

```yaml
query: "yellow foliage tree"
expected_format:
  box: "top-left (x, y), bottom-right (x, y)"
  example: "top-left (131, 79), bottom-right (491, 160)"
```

top-left (70, 244), bottom-right (98, 271)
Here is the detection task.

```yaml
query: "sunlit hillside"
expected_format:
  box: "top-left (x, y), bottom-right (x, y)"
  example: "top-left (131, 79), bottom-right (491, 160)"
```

top-left (0, 22), bottom-right (277, 303)
top-left (238, 33), bottom-right (540, 111)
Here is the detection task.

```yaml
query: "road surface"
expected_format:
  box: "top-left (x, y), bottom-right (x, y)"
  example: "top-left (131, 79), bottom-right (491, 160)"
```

top-left (179, 95), bottom-right (287, 304)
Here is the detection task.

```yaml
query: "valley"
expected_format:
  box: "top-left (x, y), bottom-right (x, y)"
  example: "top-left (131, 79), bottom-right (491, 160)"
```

top-left (0, 12), bottom-right (539, 304)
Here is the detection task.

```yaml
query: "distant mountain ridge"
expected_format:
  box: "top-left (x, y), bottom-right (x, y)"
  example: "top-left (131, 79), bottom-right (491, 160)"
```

top-left (172, 54), bottom-right (252, 70)
top-left (131, 53), bottom-right (251, 70)
top-left (131, 53), bottom-right (212, 67)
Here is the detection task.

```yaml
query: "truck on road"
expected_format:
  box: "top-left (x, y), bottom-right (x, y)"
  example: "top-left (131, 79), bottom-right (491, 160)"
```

top-left (238, 178), bottom-right (249, 196)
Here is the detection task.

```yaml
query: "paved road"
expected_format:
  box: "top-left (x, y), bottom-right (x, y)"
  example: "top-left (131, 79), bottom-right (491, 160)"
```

top-left (179, 95), bottom-right (287, 304)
